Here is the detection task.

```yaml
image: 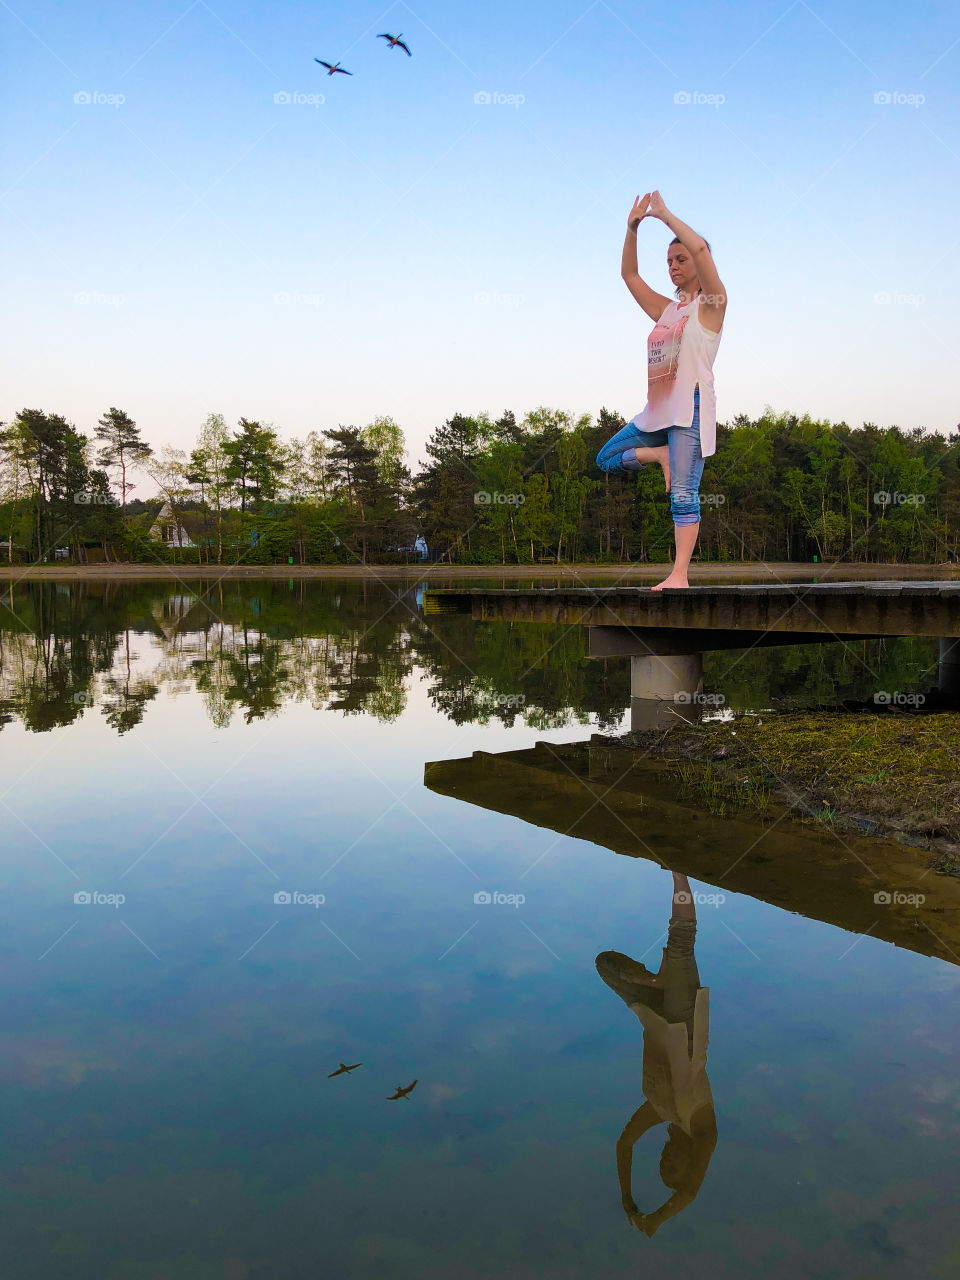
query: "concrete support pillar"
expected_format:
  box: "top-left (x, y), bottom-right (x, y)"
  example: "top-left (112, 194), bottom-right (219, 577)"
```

top-left (630, 652), bottom-right (704, 731)
top-left (939, 637), bottom-right (960, 700)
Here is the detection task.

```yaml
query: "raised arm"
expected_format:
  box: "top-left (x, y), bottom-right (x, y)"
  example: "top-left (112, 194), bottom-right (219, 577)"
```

top-left (621, 194), bottom-right (672, 324)
top-left (616, 1100), bottom-right (663, 1220)
top-left (648, 190), bottom-right (727, 334)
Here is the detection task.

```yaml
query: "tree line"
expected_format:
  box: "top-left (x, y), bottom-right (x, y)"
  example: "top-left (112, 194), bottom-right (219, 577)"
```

top-left (1, 402), bottom-right (957, 565)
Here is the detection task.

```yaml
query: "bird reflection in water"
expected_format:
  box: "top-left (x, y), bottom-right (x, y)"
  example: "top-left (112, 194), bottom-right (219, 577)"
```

top-left (596, 871), bottom-right (717, 1236)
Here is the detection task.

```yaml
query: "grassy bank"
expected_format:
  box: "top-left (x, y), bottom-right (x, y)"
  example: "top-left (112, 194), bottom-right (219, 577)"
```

top-left (611, 710), bottom-right (960, 866)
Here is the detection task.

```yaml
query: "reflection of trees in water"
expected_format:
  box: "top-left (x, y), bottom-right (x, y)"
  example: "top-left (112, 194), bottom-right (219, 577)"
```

top-left (411, 613), bottom-right (628, 730)
top-left (0, 580), bottom-right (939, 734)
top-left (708, 634), bottom-right (938, 712)
top-left (1, 582), bottom-right (426, 732)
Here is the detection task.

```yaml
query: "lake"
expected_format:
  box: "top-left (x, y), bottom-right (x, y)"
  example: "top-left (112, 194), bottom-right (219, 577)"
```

top-left (1, 578), bottom-right (957, 1279)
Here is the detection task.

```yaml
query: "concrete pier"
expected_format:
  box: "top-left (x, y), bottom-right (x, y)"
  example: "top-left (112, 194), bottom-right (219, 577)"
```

top-left (423, 581), bottom-right (960, 636)
top-left (627, 652), bottom-right (703, 730)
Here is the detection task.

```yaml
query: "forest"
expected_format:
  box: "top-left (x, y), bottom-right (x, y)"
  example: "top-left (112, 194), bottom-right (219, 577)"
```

top-left (1, 402), bottom-right (957, 566)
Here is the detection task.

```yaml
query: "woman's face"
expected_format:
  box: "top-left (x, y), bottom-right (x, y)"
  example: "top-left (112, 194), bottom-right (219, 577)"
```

top-left (667, 244), bottom-right (699, 294)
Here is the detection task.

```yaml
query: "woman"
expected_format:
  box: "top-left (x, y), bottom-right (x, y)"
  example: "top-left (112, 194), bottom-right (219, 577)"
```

top-left (596, 191), bottom-right (727, 589)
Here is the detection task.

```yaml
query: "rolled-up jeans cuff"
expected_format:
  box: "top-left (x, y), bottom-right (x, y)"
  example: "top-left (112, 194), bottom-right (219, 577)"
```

top-left (621, 448), bottom-right (646, 471)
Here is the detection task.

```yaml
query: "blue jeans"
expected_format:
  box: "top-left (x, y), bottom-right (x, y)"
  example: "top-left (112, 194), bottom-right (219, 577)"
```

top-left (595, 385), bottom-right (704, 526)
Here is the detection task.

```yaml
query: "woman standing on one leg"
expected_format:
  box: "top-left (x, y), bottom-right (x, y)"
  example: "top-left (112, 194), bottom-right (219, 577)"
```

top-left (596, 190), bottom-right (727, 590)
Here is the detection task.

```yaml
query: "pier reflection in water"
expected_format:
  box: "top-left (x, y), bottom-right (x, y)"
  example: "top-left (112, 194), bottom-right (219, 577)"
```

top-left (1, 578), bottom-right (958, 1278)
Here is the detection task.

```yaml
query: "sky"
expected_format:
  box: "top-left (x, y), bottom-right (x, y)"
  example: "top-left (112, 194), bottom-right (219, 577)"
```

top-left (2, 0), bottom-right (958, 474)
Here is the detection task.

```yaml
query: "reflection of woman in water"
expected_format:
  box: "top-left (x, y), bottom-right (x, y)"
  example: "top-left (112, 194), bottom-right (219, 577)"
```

top-left (596, 871), bottom-right (717, 1236)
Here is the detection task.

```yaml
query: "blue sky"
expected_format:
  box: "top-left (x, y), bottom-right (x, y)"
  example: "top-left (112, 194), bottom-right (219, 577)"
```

top-left (2, 0), bottom-right (958, 467)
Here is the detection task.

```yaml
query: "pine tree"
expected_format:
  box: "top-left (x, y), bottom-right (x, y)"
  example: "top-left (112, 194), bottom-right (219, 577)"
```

top-left (223, 419), bottom-right (284, 514)
top-left (95, 407), bottom-right (152, 518)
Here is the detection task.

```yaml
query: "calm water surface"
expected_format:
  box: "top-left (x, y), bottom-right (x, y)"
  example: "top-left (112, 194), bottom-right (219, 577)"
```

top-left (0, 579), bottom-right (956, 1279)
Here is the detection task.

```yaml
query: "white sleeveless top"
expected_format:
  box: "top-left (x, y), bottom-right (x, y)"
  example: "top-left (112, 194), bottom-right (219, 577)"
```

top-left (628, 295), bottom-right (723, 458)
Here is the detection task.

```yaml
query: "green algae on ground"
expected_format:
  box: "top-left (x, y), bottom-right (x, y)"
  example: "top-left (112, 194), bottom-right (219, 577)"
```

top-left (616, 710), bottom-right (960, 856)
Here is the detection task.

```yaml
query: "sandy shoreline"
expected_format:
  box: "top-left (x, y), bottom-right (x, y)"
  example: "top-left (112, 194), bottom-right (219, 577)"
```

top-left (2, 561), bottom-right (957, 582)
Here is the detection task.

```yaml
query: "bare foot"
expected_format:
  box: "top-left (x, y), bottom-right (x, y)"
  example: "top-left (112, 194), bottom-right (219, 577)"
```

top-left (651, 572), bottom-right (689, 591)
top-left (653, 444), bottom-right (670, 492)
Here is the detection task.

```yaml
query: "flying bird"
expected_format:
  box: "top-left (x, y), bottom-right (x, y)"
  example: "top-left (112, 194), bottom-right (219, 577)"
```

top-left (387, 1079), bottom-right (418, 1100)
top-left (315, 59), bottom-right (353, 76)
top-left (328, 1062), bottom-right (363, 1077)
top-left (377, 33), bottom-right (412, 56)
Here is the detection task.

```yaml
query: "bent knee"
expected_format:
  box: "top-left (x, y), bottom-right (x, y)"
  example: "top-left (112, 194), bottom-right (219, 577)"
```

top-left (595, 451), bottom-right (622, 474)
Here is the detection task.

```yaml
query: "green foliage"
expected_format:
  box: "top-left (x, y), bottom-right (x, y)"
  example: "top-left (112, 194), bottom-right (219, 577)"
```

top-left (4, 401), bottom-right (957, 565)
top-left (95, 406), bottom-right (152, 514)
top-left (223, 418), bottom-right (284, 514)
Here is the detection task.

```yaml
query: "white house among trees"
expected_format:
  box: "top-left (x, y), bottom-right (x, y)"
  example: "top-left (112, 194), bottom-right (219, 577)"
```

top-left (149, 501), bottom-right (194, 548)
